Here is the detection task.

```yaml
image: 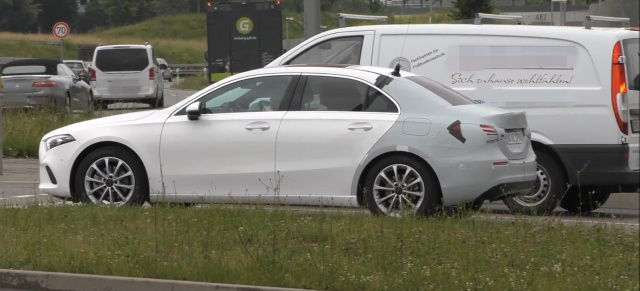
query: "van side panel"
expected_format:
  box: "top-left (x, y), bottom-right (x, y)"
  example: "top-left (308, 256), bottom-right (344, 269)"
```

top-left (375, 32), bottom-right (638, 188)
top-left (377, 34), bottom-right (619, 145)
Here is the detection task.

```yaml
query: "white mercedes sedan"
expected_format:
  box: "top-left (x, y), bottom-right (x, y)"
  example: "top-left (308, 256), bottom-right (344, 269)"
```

top-left (39, 65), bottom-right (537, 216)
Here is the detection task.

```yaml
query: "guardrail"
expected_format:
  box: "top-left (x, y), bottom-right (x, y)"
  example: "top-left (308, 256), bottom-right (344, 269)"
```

top-left (170, 63), bottom-right (207, 77)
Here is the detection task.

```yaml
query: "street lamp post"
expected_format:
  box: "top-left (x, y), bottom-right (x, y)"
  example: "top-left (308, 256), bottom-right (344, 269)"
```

top-left (285, 17), bottom-right (294, 41)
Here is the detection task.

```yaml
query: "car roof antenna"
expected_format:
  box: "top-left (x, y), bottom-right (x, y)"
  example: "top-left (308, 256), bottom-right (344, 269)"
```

top-left (391, 63), bottom-right (401, 77)
top-left (390, 24), bottom-right (410, 78)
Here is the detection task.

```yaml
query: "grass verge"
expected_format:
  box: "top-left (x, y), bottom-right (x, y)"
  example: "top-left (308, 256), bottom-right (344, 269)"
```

top-left (172, 75), bottom-right (212, 90)
top-left (1, 110), bottom-right (97, 158)
top-left (0, 204), bottom-right (637, 291)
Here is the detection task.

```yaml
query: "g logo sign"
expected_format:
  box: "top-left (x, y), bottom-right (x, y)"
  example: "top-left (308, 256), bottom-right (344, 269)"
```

top-left (236, 17), bottom-right (253, 35)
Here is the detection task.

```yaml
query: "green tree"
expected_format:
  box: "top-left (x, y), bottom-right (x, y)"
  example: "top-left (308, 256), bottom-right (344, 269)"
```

top-left (77, 0), bottom-right (108, 33)
top-left (101, 0), bottom-right (158, 27)
top-left (31, 0), bottom-right (79, 34)
top-left (449, 0), bottom-right (494, 20)
top-left (0, 0), bottom-right (40, 32)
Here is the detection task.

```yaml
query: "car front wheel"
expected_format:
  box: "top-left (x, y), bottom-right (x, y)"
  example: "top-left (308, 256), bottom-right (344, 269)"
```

top-left (75, 146), bottom-right (148, 206)
top-left (365, 155), bottom-right (441, 217)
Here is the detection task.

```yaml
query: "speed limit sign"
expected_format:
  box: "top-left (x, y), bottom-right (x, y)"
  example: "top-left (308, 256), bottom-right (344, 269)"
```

top-left (52, 22), bottom-right (70, 39)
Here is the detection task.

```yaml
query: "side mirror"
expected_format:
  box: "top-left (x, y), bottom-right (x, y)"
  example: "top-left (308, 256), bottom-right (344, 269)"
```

top-left (186, 101), bottom-right (201, 121)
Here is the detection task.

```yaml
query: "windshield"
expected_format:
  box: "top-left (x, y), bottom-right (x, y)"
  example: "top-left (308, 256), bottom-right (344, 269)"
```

top-left (623, 38), bottom-right (639, 91)
top-left (64, 62), bottom-right (84, 69)
top-left (380, 75), bottom-right (474, 107)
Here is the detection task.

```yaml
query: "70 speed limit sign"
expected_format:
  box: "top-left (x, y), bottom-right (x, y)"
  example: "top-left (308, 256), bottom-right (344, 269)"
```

top-left (52, 22), bottom-right (70, 39)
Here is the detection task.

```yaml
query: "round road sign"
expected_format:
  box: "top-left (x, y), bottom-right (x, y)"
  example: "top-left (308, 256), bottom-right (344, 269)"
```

top-left (52, 22), bottom-right (70, 39)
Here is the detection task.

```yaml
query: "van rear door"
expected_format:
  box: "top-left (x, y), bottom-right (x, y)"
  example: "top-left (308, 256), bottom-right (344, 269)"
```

top-left (622, 37), bottom-right (639, 171)
top-left (93, 47), bottom-right (152, 98)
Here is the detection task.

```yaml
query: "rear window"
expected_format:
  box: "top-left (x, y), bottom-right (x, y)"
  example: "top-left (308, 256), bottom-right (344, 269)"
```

top-left (623, 38), bottom-right (639, 91)
top-left (95, 48), bottom-right (150, 72)
top-left (1, 65), bottom-right (52, 76)
top-left (379, 75), bottom-right (473, 107)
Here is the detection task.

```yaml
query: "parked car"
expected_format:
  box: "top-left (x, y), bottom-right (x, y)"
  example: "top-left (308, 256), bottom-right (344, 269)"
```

top-left (0, 59), bottom-right (92, 111)
top-left (267, 18), bottom-right (640, 214)
top-left (63, 60), bottom-right (90, 83)
top-left (157, 58), bottom-right (172, 82)
top-left (39, 65), bottom-right (536, 215)
top-left (90, 44), bottom-right (164, 108)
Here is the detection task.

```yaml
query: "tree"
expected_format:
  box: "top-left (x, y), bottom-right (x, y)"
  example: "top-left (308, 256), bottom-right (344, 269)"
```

top-left (449, 0), bottom-right (494, 20)
top-left (30, 0), bottom-right (79, 33)
top-left (77, 0), bottom-right (108, 33)
top-left (101, 0), bottom-right (158, 27)
top-left (0, 0), bottom-right (40, 32)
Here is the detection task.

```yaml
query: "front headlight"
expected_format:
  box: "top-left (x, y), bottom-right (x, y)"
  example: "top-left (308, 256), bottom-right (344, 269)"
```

top-left (45, 134), bottom-right (76, 150)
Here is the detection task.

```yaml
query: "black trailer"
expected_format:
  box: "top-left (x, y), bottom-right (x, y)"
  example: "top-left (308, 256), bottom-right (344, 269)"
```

top-left (206, 1), bottom-right (283, 83)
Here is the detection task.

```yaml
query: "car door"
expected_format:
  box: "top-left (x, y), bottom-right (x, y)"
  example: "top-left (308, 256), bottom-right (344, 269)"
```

top-left (57, 64), bottom-right (81, 107)
top-left (275, 75), bottom-right (400, 198)
top-left (159, 74), bottom-right (299, 198)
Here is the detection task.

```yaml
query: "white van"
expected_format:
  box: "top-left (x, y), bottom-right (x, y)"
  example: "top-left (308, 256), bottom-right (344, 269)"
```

top-left (90, 44), bottom-right (164, 108)
top-left (267, 19), bottom-right (640, 214)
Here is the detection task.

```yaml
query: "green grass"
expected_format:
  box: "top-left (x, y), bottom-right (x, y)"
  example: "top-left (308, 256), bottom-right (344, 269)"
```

top-left (1, 110), bottom-right (97, 158)
top-left (0, 204), bottom-right (637, 290)
top-left (172, 75), bottom-right (212, 90)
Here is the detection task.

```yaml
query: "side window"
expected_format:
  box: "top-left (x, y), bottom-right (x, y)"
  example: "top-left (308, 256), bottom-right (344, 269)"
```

top-left (299, 76), bottom-right (397, 113)
top-left (287, 36), bottom-right (363, 65)
top-left (198, 75), bottom-right (294, 114)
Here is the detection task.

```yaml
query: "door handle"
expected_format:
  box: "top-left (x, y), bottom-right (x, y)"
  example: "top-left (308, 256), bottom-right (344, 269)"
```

top-left (347, 122), bottom-right (373, 131)
top-left (245, 122), bottom-right (270, 131)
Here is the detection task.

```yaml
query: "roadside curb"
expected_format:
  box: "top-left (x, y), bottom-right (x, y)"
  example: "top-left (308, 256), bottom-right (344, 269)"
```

top-left (0, 269), bottom-right (314, 291)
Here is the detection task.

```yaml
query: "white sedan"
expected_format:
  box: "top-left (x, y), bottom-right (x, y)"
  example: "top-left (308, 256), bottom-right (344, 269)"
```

top-left (39, 65), bottom-right (537, 216)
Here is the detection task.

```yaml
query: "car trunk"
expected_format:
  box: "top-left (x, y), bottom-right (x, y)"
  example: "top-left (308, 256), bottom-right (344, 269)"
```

top-left (453, 104), bottom-right (530, 160)
top-left (0, 75), bottom-right (54, 106)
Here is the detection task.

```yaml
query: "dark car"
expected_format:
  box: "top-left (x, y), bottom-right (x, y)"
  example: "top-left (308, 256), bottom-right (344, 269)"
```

top-left (0, 59), bottom-right (93, 111)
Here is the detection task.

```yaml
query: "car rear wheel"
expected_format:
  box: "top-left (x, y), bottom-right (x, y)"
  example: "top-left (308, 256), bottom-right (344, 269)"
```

top-left (65, 93), bottom-right (72, 114)
top-left (502, 150), bottom-right (565, 215)
top-left (365, 155), bottom-right (441, 217)
top-left (75, 146), bottom-right (148, 206)
top-left (560, 186), bottom-right (612, 213)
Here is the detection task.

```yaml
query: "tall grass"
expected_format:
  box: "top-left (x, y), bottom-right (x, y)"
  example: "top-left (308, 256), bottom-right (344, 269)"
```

top-left (0, 204), bottom-right (637, 291)
top-left (1, 110), bottom-right (96, 157)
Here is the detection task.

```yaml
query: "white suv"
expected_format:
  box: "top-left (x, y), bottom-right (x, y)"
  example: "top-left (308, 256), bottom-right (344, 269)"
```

top-left (90, 44), bottom-right (164, 108)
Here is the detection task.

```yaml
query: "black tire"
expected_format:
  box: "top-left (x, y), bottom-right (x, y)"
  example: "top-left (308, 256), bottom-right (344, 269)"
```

top-left (502, 150), bottom-right (566, 215)
top-left (65, 93), bottom-right (72, 114)
top-left (364, 155), bottom-right (441, 217)
top-left (94, 100), bottom-right (107, 111)
top-left (168, 75), bottom-right (172, 82)
top-left (75, 146), bottom-right (148, 206)
top-left (560, 186), bottom-right (612, 213)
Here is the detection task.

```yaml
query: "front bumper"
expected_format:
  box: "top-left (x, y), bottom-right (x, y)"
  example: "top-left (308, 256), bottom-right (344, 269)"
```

top-left (38, 140), bottom-right (78, 198)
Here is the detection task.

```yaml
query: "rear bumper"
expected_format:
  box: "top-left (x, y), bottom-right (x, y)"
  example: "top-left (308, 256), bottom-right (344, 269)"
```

top-left (553, 144), bottom-right (640, 189)
top-left (92, 87), bottom-right (157, 101)
top-left (478, 180), bottom-right (536, 202)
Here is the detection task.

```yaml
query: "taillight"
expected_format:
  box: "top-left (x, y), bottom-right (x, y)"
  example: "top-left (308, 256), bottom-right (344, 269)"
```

top-left (90, 69), bottom-right (96, 81)
top-left (611, 41), bottom-right (628, 134)
top-left (32, 81), bottom-right (57, 87)
top-left (447, 120), bottom-right (466, 143)
top-left (149, 68), bottom-right (155, 80)
top-left (480, 124), bottom-right (499, 143)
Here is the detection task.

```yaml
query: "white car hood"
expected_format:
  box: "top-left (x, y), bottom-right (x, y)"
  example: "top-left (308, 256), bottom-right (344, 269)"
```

top-left (43, 110), bottom-right (158, 139)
